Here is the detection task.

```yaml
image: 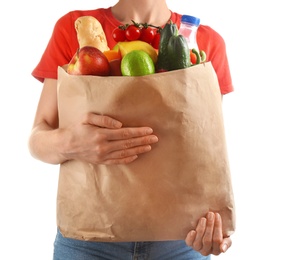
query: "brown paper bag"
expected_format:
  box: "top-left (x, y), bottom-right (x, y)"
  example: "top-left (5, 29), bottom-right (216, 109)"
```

top-left (57, 62), bottom-right (235, 242)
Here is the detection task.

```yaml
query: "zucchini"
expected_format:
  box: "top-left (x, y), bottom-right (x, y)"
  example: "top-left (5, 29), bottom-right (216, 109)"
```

top-left (167, 35), bottom-right (190, 71)
top-left (155, 21), bottom-right (178, 72)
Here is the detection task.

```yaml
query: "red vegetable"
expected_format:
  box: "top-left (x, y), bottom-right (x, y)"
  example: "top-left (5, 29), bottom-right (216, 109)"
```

top-left (190, 50), bottom-right (197, 64)
top-left (112, 27), bottom-right (126, 42)
top-left (151, 31), bottom-right (161, 49)
top-left (125, 25), bottom-right (141, 41)
top-left (140, 27), bottom-right (156, 44)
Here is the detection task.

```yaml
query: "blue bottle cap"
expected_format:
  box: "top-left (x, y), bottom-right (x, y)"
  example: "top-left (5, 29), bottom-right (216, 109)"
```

top-left (181, 15), bottom-right (200, 26)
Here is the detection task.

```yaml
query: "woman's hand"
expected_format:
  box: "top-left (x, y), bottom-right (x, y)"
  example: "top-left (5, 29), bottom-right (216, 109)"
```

top-left (62, 112), bottom-right (159, 164)
top-left (29, 78), bottom-right (158, 165)
top-left (185, 212), bottom-right (232, 256)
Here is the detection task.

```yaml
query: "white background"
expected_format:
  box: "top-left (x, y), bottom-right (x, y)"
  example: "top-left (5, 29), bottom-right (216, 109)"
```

top-left (1, 0), bottom-right (280, 259)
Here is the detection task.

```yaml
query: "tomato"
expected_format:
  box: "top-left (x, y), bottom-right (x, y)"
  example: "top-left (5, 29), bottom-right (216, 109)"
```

top-left (139, 27), bottom-right (156, 44)
top-left (125, 25), bottom-right (141, 41)
top-left (190, 50), bottom-right (197, 64)
top-left (151, 32), bottom-right (161, 49)
top-left (112, 27), bottom-right (126, 42)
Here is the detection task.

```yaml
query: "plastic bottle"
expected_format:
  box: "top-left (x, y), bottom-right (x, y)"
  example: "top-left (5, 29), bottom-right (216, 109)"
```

top-left (178, 15), bottom-right (200, 51)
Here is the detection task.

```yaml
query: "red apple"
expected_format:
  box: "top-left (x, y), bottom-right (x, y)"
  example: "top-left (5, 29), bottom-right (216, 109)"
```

top-left (67, 46), bottom-right (110, 76)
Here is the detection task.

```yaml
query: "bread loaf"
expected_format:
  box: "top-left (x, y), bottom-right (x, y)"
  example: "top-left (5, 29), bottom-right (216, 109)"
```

top-left (75, 16), bottom-right (109, 52)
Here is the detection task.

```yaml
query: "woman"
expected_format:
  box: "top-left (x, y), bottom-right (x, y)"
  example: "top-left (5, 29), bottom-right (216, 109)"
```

top-left (29, 0), bottom-right (233, 259)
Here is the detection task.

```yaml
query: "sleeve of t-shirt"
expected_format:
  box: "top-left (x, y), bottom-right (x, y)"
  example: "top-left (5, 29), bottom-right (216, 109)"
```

top-left (198, 25), bottom-right (234, 95)
top-left (31, 12), bottom-right (79, 82)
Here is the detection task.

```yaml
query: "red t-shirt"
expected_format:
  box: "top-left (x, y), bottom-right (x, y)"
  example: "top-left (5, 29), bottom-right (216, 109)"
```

top-left (32, 7), bottom-right (233, 94)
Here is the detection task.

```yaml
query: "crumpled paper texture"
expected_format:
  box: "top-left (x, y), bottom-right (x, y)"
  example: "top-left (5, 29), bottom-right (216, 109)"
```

top-left (56, 62), bottom-right (235, 242)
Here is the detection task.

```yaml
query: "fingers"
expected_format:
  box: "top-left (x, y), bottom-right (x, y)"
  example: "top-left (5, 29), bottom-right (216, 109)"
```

top-left (185, 212), bottom-right (231, 256)
top-left (191, 216), bottom-right (207, 252)
top-left (202, 212), bottom-right (217, 255)
top-left (93, 133), bottom-right (158, 164)
top-left (85, 113), bottom-right (156, 142)
top-left (212, 213), bottom-right (223, 254)
top-left (84, 113), bottom-right (123, 129)
top-left (77, 114), bottom-right (159, 164)
top-left (185, 230), bottom-right (196, 247)
top-left (106, 127), bottom-right (155, 141)
top-left (190, 213), bottom-right (214, 256)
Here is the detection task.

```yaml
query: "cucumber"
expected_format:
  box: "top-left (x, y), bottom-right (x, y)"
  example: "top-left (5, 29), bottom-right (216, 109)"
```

top-left (167, 35), bottom-right (190, 71)
top-left (155, 21), bottom-right (178, 72)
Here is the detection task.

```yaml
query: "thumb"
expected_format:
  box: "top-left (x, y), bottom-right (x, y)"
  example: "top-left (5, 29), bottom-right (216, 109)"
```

top-left (220, 237), bottom-right (232, 253)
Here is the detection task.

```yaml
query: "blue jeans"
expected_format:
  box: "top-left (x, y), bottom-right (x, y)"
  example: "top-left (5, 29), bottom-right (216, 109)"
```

top-left (53, 229), bottom-right (210, 260)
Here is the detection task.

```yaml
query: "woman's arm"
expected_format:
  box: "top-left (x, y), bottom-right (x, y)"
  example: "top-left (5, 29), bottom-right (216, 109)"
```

top-left (28, 78), bottom-right (158, 165)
